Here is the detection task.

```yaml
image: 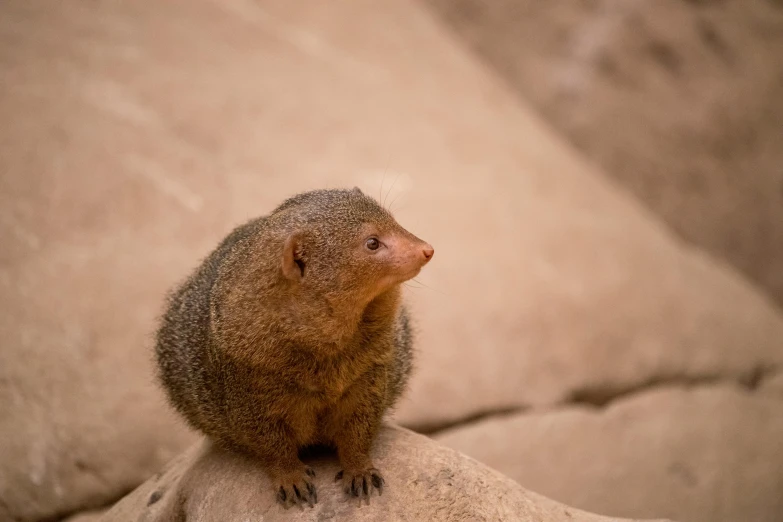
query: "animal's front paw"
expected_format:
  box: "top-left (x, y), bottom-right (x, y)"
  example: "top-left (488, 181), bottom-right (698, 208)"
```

top-left (334, 467), bottom-right (384, 501)
top-left (275, 466), bottom-right (317, 508)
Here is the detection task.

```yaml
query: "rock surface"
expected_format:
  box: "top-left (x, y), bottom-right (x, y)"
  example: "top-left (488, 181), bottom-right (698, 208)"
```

top-left (435, 384), bottom-right (783, 522)
top-left (761, 370), bottom-right (783, 398)
top-left (423, 0), bottom-right (783, 305)
top-left (1, 0), bottom-right (783, 520)
top-left (63, 510), bottom-right (107, 522)
top-left (100, 425), bottom-right (670, 522)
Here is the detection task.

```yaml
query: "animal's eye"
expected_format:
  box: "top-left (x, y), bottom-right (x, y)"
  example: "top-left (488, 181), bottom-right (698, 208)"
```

top-left (365, 238), bottom-right (380, 251)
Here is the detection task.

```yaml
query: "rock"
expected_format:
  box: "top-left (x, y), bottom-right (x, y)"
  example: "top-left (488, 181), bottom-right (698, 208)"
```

top-left (2, 0), bottom-right (783, 520)
top-left (100, 425), bottom-right (669, 522)
top-left (435, 384), bottom-right (783, 522)
top-left (760, 371), bottom-right (783, 398)
top-left (423, 0), bottom-right (783, 305)
top-left (63, 510), bottom-right (107, 522)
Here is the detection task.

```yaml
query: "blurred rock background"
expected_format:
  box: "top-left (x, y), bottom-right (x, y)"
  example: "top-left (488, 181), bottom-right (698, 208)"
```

top-left (1, 1), bottom-right (781, 522)
top-left (425, 0), bottom-right (783, 307)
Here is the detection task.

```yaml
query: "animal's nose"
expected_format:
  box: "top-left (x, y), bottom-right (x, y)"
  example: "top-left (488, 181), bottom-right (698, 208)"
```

top-left (422, 244), bottom-right (434, 260)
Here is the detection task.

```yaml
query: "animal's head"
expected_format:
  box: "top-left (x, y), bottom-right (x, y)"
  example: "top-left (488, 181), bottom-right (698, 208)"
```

top-left (271, 187), bottom-right (433, 306)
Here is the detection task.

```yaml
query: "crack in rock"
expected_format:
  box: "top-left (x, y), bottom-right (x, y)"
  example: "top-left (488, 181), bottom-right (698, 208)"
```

top-left (413, 406), bottom-right (528, 436)
top-left (421, 364), bottom-right (780, 436)
top-left (568, 364), bottom-right (780, 408)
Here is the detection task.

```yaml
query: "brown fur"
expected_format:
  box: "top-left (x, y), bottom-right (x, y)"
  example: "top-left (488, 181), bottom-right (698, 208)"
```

top-left (154, 188), bottom-right (433, 508)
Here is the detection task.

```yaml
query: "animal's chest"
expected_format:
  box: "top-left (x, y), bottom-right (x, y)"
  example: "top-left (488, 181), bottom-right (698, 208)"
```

top-left (299, 357), bottom-right (367, 403)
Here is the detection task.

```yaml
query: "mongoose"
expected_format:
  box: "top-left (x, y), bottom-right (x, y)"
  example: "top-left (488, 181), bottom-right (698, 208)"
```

top-left (154, 187), bottom-right (434, 508)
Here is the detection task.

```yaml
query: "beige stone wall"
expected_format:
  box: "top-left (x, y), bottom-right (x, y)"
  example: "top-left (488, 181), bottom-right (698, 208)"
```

top-left (1, 1), bottom-right (781, 521)
top-left (424, 0), bottom-right (783, 306)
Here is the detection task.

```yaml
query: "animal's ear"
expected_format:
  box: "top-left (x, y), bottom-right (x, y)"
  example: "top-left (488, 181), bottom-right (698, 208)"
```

top-left (282, 232), bottom-right (305, 281)
top-left (352, 186), bottom-right (364, 195)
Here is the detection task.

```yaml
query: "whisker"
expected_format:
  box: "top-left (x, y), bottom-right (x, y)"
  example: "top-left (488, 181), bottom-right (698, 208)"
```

top-left (379, 151), bottom-right (392, 207)
top-left (389, 191), bottom-right (402, 213)
top-left (384, 172), bottom-right (399, 210)
top-left (410, 278), bottom-right (448, 296)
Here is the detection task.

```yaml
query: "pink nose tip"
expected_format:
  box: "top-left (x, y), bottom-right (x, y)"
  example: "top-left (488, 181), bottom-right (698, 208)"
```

top-left (422, 245), bottom-right (434, 260)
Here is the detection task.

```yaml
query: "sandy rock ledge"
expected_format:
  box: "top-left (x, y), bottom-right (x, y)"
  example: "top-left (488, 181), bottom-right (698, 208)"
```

top-left (100, 425), bottom-right (670, 522)
top-left (435, 384), bottom-right (783, 522)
